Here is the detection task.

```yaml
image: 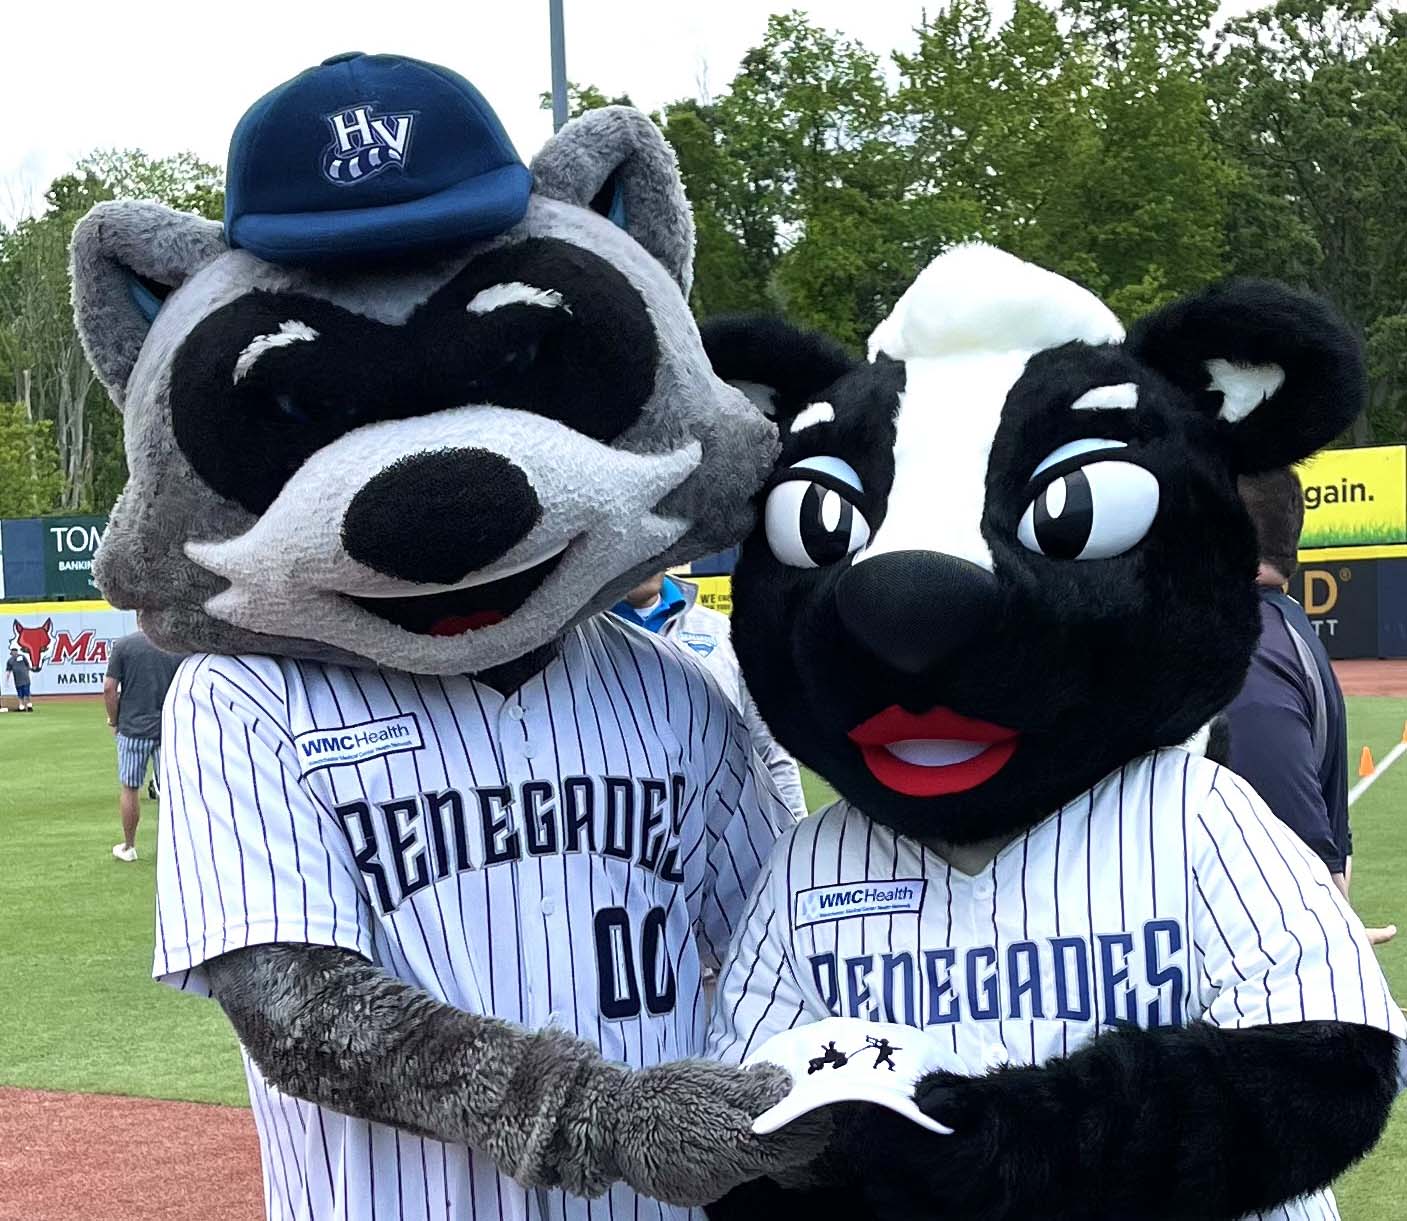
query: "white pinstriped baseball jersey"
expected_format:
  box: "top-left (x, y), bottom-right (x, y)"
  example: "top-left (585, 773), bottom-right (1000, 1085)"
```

top-left (153, 614), bottom-right (794, 1221)
top-left (708, 748), bottom-right (1405, 1221)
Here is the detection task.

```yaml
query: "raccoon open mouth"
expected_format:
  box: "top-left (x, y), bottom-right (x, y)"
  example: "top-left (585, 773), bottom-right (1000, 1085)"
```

top-left (350, 551), bottom-right (566, 637)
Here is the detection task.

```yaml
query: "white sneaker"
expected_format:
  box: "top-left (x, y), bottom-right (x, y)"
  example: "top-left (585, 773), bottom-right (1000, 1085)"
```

top-left (112, 843), bottom-right (138, 863)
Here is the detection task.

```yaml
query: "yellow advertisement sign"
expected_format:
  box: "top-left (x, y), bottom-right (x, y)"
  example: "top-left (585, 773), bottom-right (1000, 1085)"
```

top-left (692, 575), bottom-right (734, 616)
top-left (1295, 445), bottom-right (1406, 549)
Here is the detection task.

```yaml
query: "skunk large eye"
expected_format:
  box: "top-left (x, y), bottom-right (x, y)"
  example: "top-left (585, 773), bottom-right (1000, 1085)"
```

top-left (765, 457), bottom-right (872, 569)
top-left (1017, 460), bottom-right (1159, 560)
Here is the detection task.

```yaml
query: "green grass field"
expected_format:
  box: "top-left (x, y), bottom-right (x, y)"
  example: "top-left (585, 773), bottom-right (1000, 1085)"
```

top-left (2, 696), bottom-right (1405, 1215)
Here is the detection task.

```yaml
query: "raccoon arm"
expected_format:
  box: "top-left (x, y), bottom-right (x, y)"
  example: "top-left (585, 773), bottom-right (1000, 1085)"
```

top-left (874, 1020), bottom-right (1399, 1221)
top-left (204, 942), bottom-right (808, 1204)
top-left (206, 942), bottom-right (626, 1191)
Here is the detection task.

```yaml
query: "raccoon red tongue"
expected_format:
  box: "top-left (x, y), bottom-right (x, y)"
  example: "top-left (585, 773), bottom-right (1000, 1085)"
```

top-left (429, 611), bottom-right (505, 636)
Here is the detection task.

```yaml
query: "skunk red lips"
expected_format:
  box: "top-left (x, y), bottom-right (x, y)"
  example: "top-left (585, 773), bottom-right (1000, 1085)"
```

top-left (849, 705), bottom-right (1019, 796)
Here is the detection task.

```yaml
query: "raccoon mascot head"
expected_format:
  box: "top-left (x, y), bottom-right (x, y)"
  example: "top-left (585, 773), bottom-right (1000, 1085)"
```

top-left (72, 54), bottom-right (775, 677)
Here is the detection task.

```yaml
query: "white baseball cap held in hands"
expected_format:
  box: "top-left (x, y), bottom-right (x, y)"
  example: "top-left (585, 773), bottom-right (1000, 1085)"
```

top-left (744, 1016), bottom-right (955, 1136)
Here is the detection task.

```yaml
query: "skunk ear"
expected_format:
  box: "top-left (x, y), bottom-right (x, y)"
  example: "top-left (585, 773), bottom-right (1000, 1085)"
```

top-left (699, 314), bottom-right (855, 425)
top-left (1126, 280), bottom-right (1365, 473)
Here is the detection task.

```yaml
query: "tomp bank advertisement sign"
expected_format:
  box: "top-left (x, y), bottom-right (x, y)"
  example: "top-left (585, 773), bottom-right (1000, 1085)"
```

top-left (6, 602), bottom-right (138, 695)
top-left (42, 516), bottom-right (108, 599)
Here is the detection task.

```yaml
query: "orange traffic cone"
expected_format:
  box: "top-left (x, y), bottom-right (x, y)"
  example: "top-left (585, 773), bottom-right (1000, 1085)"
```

top-left (1360, 746), bottom-right (1376, 778)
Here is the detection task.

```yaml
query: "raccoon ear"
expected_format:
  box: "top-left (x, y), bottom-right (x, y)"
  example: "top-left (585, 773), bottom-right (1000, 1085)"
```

top-left (530, 107), bottom-right (694, 297)
top-left (699, 314), bottom-right (856, 424)
top-left (70, 200), bottom-right (228, 409)
top-left (1126, 280), bottom-right (1366, 473)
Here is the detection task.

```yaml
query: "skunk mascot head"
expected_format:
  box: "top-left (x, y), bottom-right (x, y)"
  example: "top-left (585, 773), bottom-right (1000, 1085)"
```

top-left (705, 245), bottom-right (1362, 843)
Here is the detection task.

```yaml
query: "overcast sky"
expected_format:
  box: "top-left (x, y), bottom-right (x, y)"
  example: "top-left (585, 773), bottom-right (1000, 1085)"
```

top-left (2, 0), bottom-right (1261, 223)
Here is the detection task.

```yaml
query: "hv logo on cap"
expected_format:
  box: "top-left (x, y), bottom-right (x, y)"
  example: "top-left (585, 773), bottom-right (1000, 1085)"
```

top-left (323, 104), bottom-right (417, 184)
top-left (743, 1016), bottom-right (958, 1136)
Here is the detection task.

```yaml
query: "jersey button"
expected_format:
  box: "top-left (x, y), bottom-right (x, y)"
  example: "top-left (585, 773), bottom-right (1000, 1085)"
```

top-left (506, 704), bottom-right (525, 721)
top-left (541, 896), bottom-right (557, 916)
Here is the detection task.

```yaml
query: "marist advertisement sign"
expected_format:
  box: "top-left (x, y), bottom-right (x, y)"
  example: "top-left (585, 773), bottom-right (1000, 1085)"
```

top-left (5, 602), bottom-right (138, 696)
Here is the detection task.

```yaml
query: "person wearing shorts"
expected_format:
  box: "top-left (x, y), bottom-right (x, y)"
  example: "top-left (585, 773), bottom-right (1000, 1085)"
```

top-left (104, 630), bottom-right (182, 862)
top-left (6, 646), bottom-right (34, 711)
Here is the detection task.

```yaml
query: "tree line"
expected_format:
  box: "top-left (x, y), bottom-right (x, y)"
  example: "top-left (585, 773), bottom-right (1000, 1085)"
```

top-left (3, 0), bottom-right (1405, 516)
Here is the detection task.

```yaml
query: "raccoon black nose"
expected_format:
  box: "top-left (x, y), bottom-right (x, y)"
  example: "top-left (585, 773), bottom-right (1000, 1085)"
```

top-left (342, 448), bottom-right (542, 585)
top-left (835, 550), bottom-right (1003, 675)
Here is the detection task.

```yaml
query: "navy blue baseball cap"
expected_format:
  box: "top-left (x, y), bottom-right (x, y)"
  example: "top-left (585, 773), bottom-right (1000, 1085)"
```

top-left (225, 52), bottom-right (533, 266)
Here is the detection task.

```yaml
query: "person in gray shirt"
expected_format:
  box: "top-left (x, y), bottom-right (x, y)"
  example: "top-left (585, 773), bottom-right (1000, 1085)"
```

top-left (104, 630), bottom-right (183, 862)
top-left (6, 646), bottom-right (34, 711)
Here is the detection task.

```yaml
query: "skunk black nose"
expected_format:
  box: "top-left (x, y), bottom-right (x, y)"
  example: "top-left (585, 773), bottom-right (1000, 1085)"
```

top-left (835, 550), bottom-right (1003, 675)
top-left (342, 448), bottom-right (541, 585)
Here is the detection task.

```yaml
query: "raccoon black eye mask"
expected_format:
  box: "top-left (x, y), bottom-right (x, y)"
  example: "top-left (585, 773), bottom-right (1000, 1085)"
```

top-left (171, 238), bottom-right (657, 518)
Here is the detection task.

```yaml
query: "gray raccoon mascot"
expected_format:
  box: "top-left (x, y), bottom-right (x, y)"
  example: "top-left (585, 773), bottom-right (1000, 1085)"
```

top-left (70, 53), bottom-right (819, 1220)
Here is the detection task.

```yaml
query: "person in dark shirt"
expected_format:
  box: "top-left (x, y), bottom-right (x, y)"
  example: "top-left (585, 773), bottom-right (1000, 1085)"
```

top-left (6, 645), bottom-right (34, 711)
top-left (104, 630), bottom-right (183, 863)
top-left (1224, 469), bottom-right (1393, 942)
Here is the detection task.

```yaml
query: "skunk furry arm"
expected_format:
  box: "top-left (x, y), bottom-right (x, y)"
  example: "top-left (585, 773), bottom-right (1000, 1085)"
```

top-left (871, 1019), bottom-right (1397, 1221)
top-left (709, 1020), bottom-right (1397, 1221)
top-left (205, 942), bottom-right (825, 1206)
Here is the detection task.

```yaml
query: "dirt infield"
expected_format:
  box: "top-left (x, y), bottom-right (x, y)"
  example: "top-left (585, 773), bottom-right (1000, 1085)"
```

top-left (0, 1087), bottom-right (262, 1220)
top-left (1334, 659), bottom-right (1407, 698)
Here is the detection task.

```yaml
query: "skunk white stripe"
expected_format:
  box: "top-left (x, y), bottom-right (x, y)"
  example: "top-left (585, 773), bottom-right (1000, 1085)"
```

top-left (853, 350), bottom-right (1023, 573)
top-left (790, 402), bottom-right (835, 434)
top-left (232, 321), bottom-right (319, 385)
top-left (1071, 383), bottom-right (1138, 412)
top-left (467, 283), bottom-right (570, 315)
